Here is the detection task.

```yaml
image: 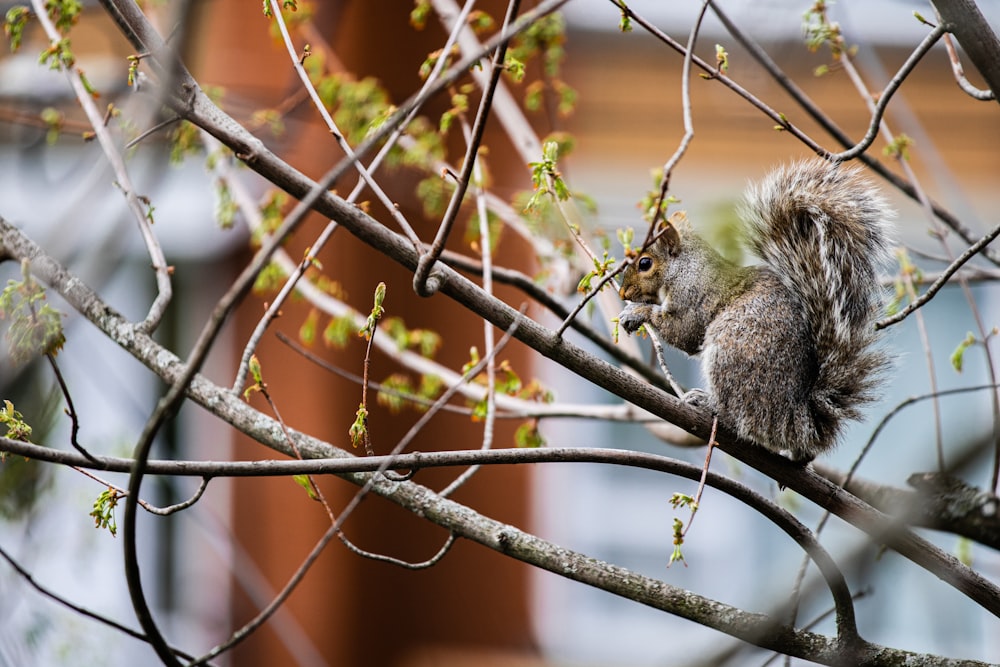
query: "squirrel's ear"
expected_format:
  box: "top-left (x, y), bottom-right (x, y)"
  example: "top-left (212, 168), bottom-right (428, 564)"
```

top-left (655, 219), bottom-right (683, 256)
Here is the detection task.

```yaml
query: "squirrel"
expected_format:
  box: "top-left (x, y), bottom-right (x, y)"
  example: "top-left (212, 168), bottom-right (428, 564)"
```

top-left (618, 159), bottom-right (893, 462)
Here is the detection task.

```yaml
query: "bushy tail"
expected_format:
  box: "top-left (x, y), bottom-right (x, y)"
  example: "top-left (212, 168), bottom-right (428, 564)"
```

top-left (741, 159), bottom-right (894, 436)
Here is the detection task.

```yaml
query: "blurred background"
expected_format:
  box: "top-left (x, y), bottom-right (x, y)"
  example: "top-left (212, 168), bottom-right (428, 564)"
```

top-left (0, 1), bottom-right (999, 665)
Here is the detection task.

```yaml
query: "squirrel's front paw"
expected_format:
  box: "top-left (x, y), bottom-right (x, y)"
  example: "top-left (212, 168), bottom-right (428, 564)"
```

top-left (618, 303), bottom-right (650, 334)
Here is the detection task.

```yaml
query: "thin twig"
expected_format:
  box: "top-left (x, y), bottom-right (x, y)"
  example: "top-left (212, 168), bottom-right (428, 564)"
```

top-left (30, 0), bottom-right (172, 332)
top-left (123, 114), bottom-right (182, 150)
top-left (645, 327), bottom-right (687, 398)
top-left (940, 30), bottom-right (996, 100)
top-left (555, 261), bottom-right (626, 339)
top-left (827, 24), bottom-right (947, 161)
top-left (679, 416), bottom-right (717, 540)
top-left (901, 268), bottom-right (945, 471)
top-left (652, 0), bottom-right (709, 217)
top-left (358, 289), bottom-right (383, 457)
top-left (255, 380), bottom-right (336, 520)
top-left (45, 353), bottom-right (96, 462)
top-left (72, 466), bottom-right (210, 516)
top-left (877, 221), bottom-right (1000, 329)
top-left (338, 531), bottom-right (457, 570)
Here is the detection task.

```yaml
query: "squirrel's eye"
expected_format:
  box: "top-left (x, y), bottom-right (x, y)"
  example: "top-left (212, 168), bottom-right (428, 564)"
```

top-left (637, 256), bottom-right (653, 272)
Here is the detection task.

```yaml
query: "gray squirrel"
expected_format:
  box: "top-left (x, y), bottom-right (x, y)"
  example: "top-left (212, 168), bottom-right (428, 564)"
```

top-left (618, 159), bottom-right (894, 462)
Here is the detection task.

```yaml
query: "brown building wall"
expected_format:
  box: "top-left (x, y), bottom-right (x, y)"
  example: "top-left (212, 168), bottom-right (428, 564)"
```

top-left (191, 2), bottom-right (537, 665)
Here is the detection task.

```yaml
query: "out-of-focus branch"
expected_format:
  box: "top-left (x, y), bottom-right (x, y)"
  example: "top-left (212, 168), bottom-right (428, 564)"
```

top-left (814, 463), bottom-right (1000, 551)
top-left (31, 0), bottom-right (173, 332)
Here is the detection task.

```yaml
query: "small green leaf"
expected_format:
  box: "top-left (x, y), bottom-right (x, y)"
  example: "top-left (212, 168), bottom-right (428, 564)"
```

top-left (90, 488), bottom-right (120, 537)
top-left (883, 133), bottom-right (914, 160)
top-left (77, 68), bottom-right (98, 98)
top-left (514, 420), bottom-right (545, 448)
top-left (504, 54), bottom-right (525, 82)
top-left (468, 10), bottom-right (493, 33)
top-left (615, 0), bottom-right (633, 32)
top-left (360, 282), bottom-right (386, 340)
top-left (714, 44), bottom-right (729, 74)
top-left (299, 308), bottom-right (319, 346)
top-left (0, 399), bottom-right (32, 441)
top-left (0, 260), bottom-right (65, 364)
top-left (462, 346), bottom-right (481, 375)
top-left (417, 374), bottom-right (444, 405)
top-left (410, 0), bottom-right (431, 29)
top-left (249, 354), bottom-right (263, 384)
top-left (668, 517), bottom-right (686, 567)
top-left (669, 493), bottom-right (695, 510)
top-left (377, 373), bottom-right (413, 413)
top-left (950, 332), bottom-right (976, 372)
top-left (243, 354), bottom-right (264, 400)
top-left (349, 404), bottom-right (368, 448)
top-left (4, 6), bottom-right (31, 53)
top-left (956, 536), bottom-right (973, 567)
top-left (214, 179), bottom-right (237, 229)
top-left (293, 474), bottom-right (318, 501)
top-left (252, 261), bottom-right (287, 296)
top-left (323, 315), bottom-right (355, 349)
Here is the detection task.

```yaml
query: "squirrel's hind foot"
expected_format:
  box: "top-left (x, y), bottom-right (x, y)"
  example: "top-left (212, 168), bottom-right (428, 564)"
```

top-left (681, 388), bottom-right (712, 410)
